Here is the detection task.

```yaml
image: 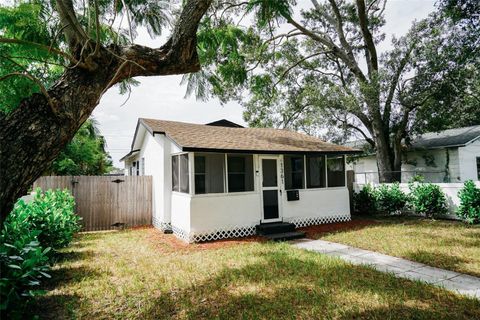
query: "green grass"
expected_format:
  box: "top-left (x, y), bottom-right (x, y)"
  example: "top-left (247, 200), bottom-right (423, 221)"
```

top-left (29, 228), bottom-right (479, 319)
top-left (316, 216), bottom-right (480, 277)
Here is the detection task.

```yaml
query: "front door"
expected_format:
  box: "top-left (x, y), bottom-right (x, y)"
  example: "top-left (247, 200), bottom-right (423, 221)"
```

top-left (260, 156), bottom-right (282, 222)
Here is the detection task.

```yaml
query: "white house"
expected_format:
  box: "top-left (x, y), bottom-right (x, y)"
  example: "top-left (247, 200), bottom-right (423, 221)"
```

top-left (121, 118), bottom-right (359, 242)
top-left (347, 125), bottom-right (480, 183)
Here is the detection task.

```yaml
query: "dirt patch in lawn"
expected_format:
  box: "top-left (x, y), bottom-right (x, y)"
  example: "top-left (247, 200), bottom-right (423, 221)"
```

top-left (299, 219), bottom-right (378, 239)
top-left (146, 227), bottom-right (265, 253)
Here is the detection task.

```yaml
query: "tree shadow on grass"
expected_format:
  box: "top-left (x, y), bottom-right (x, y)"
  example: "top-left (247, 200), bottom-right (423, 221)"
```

top-left (28, 293), bottom-right (82, 320)
top-left (140, 249), bottom-right (480, 320)
top-left (405, 250), bottom-right (479, 276)
top-left (42, 264), bottom-right (106, 290)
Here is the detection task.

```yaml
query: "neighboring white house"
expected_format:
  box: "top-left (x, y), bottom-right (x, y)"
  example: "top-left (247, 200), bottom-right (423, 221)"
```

top-left (347, 125), bottom-right (480, 183)
top-left (121, 118), bottom-right (359, 242)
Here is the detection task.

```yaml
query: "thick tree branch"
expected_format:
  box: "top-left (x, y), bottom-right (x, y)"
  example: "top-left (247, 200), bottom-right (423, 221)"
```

top-left (356, 0), bottom-right (378, 75)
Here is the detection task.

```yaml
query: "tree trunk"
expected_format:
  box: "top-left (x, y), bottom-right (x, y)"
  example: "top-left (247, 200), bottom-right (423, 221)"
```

top-left (0, 0), bottom-right (212, 226)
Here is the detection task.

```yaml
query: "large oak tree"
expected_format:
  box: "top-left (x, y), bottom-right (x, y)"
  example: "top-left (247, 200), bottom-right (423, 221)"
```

top-left (187, 0), bottom-right (479, 183)
top-left (0, 0), bottom-right (212, 225)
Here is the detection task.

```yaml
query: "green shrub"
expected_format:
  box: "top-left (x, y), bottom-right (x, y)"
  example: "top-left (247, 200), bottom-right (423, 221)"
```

top-left (457, 180), bottom-right (480, 224)
top-left (0, 236), bottom-right (51, 313)
top-left (409, 183), bottom-right (448, 218)
top-left (353, 184), bottom-right (377, 214)
top-left (375, 183), bottom-right (408, 215)
top-left (3, 189), bottom-right (81, 250)
top-left (0, 188), bottom-right (80, 314)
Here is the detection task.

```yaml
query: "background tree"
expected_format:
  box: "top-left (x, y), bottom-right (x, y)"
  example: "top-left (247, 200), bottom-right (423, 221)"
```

top-left (187, 0), bottom-right (479, 182)
top-left (0, 0), bottom-right (212, 225)
top-left (48, 119), bottom-right (113, 175)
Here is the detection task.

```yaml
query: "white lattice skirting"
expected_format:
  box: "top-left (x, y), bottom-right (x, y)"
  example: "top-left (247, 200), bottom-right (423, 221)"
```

top-left (171, 225), bottom-right (256, 243)
top-left (287, 214), bottom-right (351, 228)
top-left (152, 216), bottom-right (172, 232)
top-left (171, 214), bottom-right (350, 243)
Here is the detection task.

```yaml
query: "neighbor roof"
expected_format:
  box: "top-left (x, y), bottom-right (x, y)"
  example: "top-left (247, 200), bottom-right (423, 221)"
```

top-left (410, 125), bottom-right (480, 149)
top-left (134, 118), bottom-right (359, 154)
top-left (343, 125), bottom-right (480, 153)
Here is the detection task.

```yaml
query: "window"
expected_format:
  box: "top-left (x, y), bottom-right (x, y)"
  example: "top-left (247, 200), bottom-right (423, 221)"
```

top-left (306, 155), bottom-right (326, 188)
top-left (477, 157), bottom-right (480, 180)
top-left (194, 153), bottom-right (225, 194)
top-left (284, 155), bottom-right (304, 189)
top-left (172, 154), bottom-right (189, 193)
top-left (227, 155), bottom-right (254, 192)
top-left (172, 156), bottom-right (179, 191)
top-left (327, 155), bottom-right (345, 187)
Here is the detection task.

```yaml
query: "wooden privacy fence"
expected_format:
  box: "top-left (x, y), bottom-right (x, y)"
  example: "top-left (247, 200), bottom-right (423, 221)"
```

top-left (34, 176), bottom-right (152, 231)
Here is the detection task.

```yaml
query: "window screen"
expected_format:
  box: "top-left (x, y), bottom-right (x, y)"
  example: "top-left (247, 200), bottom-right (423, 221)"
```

top-left (227, 155), bottom-right (254, 192)
top-left (194, 153), bottom-right (225, 194)
top-left (327, 155), bottom-right (345, 187)
top-left (284, 155), bottom-right (304, 189)
top-left (306, 155), bottom-right (326, 188)
top-left (172, 154), bottom-right (189, 193)
top-left (179, 154), bottom-right (189, 193)
top-left (172, 156), bottom-right (179, 191)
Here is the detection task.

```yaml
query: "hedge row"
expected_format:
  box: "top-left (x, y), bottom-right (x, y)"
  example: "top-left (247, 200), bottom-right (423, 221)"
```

top-left (353, 180), bottom-right (480, 224)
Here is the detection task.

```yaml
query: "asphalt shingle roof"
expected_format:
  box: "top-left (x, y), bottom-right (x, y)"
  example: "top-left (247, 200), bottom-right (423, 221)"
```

top-left (410, 125), bottom-right (480, 149)
top-left (139, 118), bottom-right (359, 154)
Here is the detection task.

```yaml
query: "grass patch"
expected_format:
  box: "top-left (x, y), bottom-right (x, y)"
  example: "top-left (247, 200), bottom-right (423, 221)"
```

top-left (27, 227), bottom-right (480, 319)
top-left (315, 216), bottom-right (480, 277)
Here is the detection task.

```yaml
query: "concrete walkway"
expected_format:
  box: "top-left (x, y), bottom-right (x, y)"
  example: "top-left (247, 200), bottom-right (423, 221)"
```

top-left (291, 239), bottom-right (480, 299)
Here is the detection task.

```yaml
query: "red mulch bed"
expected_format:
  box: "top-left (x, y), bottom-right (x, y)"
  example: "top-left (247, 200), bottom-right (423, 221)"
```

top-left (143, 218), bottom-right (377, 253)
top-left (299, 219), bottom-right (378, 239)
top-left (146, 227), bottom-right (264, 254)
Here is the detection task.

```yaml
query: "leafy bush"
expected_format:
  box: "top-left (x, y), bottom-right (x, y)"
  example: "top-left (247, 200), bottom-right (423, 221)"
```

top-left (409, 183), bottom-right (448, 218)
top-left (353, 184), bottom-right (377, 214)
top-left (0, 188), bottom-right (80, 314)
top-left (456, 180), bottom-right (480, 224)
top-left (0, 236), bottom-right (51, 313)
top-left (3, 189), bottom-right (81, 250)
top-left (375, 183), bottom-right (408, 215)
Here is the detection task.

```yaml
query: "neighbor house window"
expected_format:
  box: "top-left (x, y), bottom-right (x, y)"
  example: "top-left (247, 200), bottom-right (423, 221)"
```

top-left (194, 153), bottom-right (225, 194)
top-left (477, 157), bottom-right (480, 180)
top-left (327, 155), bottom-right (345, 187)
top-left (284, 155), bottom-right (304, 189)
top-left (172, 154), bottom-right (189, 193)
top-left (306, 155), bottom-right (326, 188)
top-left (227, 155), bottom-right (254, 192)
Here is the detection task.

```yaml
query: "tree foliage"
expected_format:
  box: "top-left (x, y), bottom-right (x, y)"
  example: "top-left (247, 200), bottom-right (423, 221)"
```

top-left (48, 119), bottom-right (113, 175)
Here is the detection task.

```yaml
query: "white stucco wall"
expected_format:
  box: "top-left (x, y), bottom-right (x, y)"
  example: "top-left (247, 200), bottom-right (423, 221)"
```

top-left (458, 139), bottom-right (480, 181)
top-left (190, 193), bottom-right (262, 233)
top-left (282, 188), bottom-right (350, 219)
top-left (171, 192), bottom-right (191, 233)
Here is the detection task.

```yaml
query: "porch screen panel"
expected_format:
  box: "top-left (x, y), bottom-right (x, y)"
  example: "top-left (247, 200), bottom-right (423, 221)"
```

top-left (306, 155), bottom-right (326, 188)
top-left (179, 154), bottom-right (190, 193)
top-left (284, 155), bottom-right (305, 189)
top-left (172, 156), bottom-right (179, 191)
top-left (327, 155), bottom-right (345, 187)
top-left (194, 153), bottom-right (225, 194)
top-left (227, 155), bottom-right (254, 192)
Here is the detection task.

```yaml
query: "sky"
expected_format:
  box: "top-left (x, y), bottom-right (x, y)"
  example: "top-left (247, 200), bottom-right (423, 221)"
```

top-left (92, 0), bottom-right (436, 167)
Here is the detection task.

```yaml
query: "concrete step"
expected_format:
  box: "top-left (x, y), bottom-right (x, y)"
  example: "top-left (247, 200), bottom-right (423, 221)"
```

top-left (256, 222), bottom-right (296, 235)
top-left (265, 231), bottom-right (306, 242)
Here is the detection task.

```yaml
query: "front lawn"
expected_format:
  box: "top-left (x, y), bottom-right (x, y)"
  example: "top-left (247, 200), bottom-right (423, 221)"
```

top-left (311, 216), bottom-right (480, 277)
top-left (30, 228), bottom-right (479, 319)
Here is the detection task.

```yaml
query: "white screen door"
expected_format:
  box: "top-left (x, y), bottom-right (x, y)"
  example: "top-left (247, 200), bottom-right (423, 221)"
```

top-left (260, 156), bottom-right (282, 222)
